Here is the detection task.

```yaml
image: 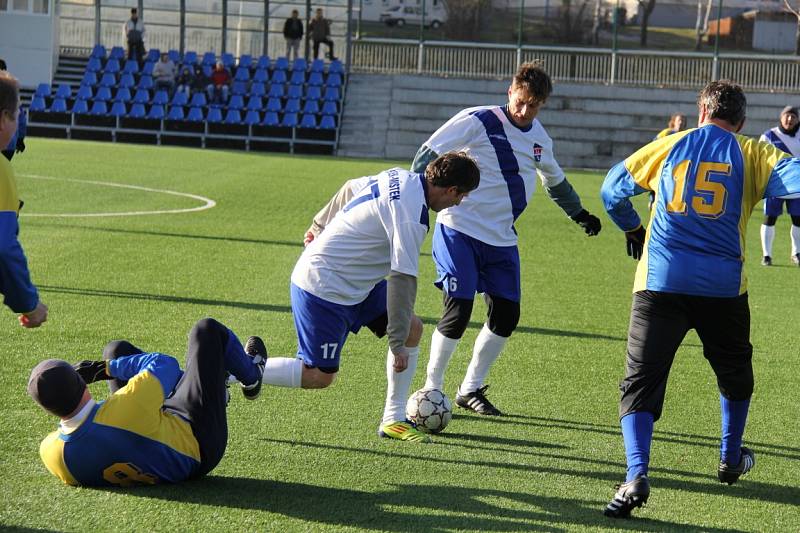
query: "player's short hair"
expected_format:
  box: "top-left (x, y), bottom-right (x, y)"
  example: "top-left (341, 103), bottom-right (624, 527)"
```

top-left (425, 152), bottom-right (480, 193)
top-left (0, 71), bottom-right (19, 116)
top-left (513, 61), bottom-right (552, 103)
top-left (698, 80), bottom-right (746, 127)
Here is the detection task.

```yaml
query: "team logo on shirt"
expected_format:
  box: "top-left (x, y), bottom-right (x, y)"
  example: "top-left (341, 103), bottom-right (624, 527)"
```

top-left (533, 144), bottom-right (543, 162)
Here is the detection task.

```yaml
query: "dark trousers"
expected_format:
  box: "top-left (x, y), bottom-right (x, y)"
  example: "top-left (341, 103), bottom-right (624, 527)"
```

top-left (127, 40), bottom-right (145, 63)
top-left (313, 38), bottom-right (334, 59)
top-left (103, 318), bottom-right (231, 477)
top-left (2, 150), bottom-right (12, 162)
top-left (619, 290), bottom-right (753, 421)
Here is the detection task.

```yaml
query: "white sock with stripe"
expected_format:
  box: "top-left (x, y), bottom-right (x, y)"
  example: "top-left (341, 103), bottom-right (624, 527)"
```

top-left (761, 224), bottom-right (775, 257)
top-left (262, 357), bottom-right (303, 388)
top-left (382, 346), bottom-right (420, 425)
top-left (791, 225), bottom-right (800, 256)
top-left (423, 329), bottom-right (460, 390)
top-left (460, 325), bottom-right (508, 394)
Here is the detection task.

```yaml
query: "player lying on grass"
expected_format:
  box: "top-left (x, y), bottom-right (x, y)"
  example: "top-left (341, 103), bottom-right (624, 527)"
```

top-left (29, 318), bottom-right (266, 486)
top-left (257, 152), bottom-right (479, 443)
top-left (601, 80), bottom-right (800, 519)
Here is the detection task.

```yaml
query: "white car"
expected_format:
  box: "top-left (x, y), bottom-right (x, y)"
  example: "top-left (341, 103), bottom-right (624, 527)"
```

top-left (379, 5), bottom-right (445, 28)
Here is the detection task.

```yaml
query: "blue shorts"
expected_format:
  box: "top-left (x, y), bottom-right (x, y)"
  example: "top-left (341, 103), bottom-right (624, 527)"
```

top-left (764, 198), bottom-right (800, 217)
top-left (431, 223), bottom-right (521, 302)
top-left (291, 281), bottom-right (387, 371)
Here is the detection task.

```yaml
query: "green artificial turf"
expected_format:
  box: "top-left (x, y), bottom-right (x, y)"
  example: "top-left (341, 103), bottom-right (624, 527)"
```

top-left (0, 138), bottom-right (797, 532)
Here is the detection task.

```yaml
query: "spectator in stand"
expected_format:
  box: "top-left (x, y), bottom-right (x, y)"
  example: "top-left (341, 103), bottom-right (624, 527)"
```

top-left (206, 62), bottom-right (231, 105)
top-left (283, 9), bottom-right (304, 62)
top-left (175, 66), bottom-right (195, 99)
top-left (152, 53), bottom-right (177, 94)
top-left (309, 8), bottom-right (336, 61)
top-left (0, 60), bottom-right (25, 162)
top-left (193, 63), bottom-right (209, 96)
top-left (124, 8), bottom-right (146, 64)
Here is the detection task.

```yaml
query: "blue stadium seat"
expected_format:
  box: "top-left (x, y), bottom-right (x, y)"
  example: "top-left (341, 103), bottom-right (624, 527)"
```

top-left (253, 69), bottom-right (269, 84)
top-left (183, 51), bottom-right (198, 66)
top-left (128, 103), bottom-right (146, 118)
top-left (123, 60), bottom-right (139, 74)
top-left (328, 59), bottom-right (344, 75)
top-left (268, 84), bottom-right (285, 99)
top-left (80, 72), bottom-right (97, 87)
top-left (307, 72), bottom-right (323, 87)
top-left (168, 49), bottom-right (181, 63)
top-left (266, 97), bottom-right (281, 112)
top-left (321, 100), bottom-right (337, 115)
top-left (246, 96), bottom-right (263, 111)
top-left (306, 86), bottom-right (321, 101)
top-left (113, 87), bottom-right (131, 103)
top-left (86, 57), bottom-right (102, 73)
top-left (206, 107), bottom-right (222, 123)
top-left (239, 54), bottom-right (253, 70)
top-left (250, 82), bottom-right (266, 97)
top-left (256, 55), bottom-right (271, 70)
top-left (292, 58), bottom-right (307, 72)
top-left (289, 71), bottom-right (305, 86)
top-left (232, 81), bottom-right (247, 95)
top-left (104, 59), bottom-right (120, 74)
top-left (202, 52), bottom-right (216, 66)
top-left (171, 91), bottom-right (188, 106)
top-left (76, 85), bottom-right (93, 100)
top-left (244, 110), bottom-right (260, 125)
top-left (262, 111), bottom-right (279, 126)
top-left (133, 89), bottom-right (150, 104)
top-left (190, 92), bottom-right (207, 107)
top-left (95, 86), bottom-right (112, 101)
top-left (146, 49), bottom-right (161, 63)
top-left (310, 59), bottom-right (325, 73)
top-left (35, 83), bottom-right (51, 98)
top-left (109, 46), bottom-right (125, 61)
top-left (141, 61), bottom-right (155, 76)
top-left (90, 44), bottom-right (106, 59)
top-left (167, 105), bottom-right (185, 120)
top-left (281, 113), bottom-right (298, 128)
top-left (320, 115), bottom-right (336, 129)
top-left (323, 87), bottom-right (340, 101)
top-left (152, 90), bottom-right (169, 106)
top-left (228, 95), bottom-right (244, 110)
top-left (110, 101), bottom-right (127, 117)
top-left (56, 84), bottom-right (72, 99)
top-left (137, 75), bottom-right (154, 90)
top-left (287, 84), bottom-right (302, 100)
top-left (303, 100), bottom-right (319, 114)
top-left (119, 73), bottom-right (135, 89)
top-left (299, 113), bottom-right (317, 128)
top-left (72, 99), bottom-right (89, 114)
top-left (99, 73), bottom-right (117, 88)
top-left (284, 98), bottom-right (300, 114)
top-left (187, 106), bottom-right (204, 122)
top-left (325, 73), bottom-right (342, 88)
top-left (50, 98), bottom-right (68, 113)
top-left (202, 65), bottom-right (213, 78)
top-left (89, 100), bottom-right (108, 115)
top-left (221, 53), bottom-right (235, 69)
top-left (271, 70), bottom-right (287, 84)
top-left (147, 104), bottom-right (165, 120)
top-left (30, 96), bottom-right (46, 112)
top-left (274, 57), bottom-right (289, 71)
top-left (234, 67), bottom-right (250, 82)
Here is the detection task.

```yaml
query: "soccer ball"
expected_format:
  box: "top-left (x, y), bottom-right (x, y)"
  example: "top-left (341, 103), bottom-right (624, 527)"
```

top-left (406, 388), bottom-right (452, 434)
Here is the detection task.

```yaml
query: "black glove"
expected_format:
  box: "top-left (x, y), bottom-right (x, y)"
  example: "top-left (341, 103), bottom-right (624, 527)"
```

top-left (625, 226), bottom-right (647, 260)
top-left (73, 360), bottom-right (112, 384)
top-left (16, 139), bottom-right (25, 153)
top-left (571, 209), bottom-right (602, 236)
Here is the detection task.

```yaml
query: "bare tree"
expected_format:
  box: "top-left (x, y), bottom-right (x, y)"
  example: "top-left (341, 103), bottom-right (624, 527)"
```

top-left (441, 0), bottom-right (492, 41)
top-left (559, 0), bottom-right (592, 43)
top-left (694, 0), bottom-right (714, 50)
top-left (784, 0), bottom-right (800, 54)
top-left (591, 0), bottom-right (602, 45)
top-left (638, 0), bottom-right (656, 47)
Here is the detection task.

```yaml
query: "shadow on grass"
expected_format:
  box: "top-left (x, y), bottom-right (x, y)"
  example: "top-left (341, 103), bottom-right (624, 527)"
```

top-left (118, 476), bottom-right (746, 532)
top-left (417, 315), bottom-right (625, 342)
top-left (0, 527), bottom-right (65, 533)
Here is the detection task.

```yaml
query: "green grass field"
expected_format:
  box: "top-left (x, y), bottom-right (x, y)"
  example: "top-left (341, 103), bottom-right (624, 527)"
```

top-left (1, 138), bottom-right (798, 532)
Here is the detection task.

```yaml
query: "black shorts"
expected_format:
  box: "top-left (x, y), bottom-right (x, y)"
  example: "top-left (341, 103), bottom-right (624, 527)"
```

top-left (619, 290), bottom-right (753, 421)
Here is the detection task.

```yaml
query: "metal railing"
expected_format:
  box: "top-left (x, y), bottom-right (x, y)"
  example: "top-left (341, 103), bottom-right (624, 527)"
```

top-left (351, 38), bottom-right (800, 93)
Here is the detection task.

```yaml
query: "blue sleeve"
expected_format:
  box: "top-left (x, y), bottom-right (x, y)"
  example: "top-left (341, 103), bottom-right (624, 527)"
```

top-left (0, 211), bottom-right (38, 312)
top-left (601, 161), bottom-right (648, 232)
top-left (764, 157), bottom-right (800, 199)
top-left (17, 108), bottom-right (26, 141)
top-left (107, 352), bottom-right (183, 398)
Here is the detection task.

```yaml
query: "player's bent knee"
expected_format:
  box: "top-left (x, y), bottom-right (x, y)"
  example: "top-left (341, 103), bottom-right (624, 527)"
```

top-left (763, 215), bottom-right (778, 226)
top-left (103, 340), bottom-right (140, 360)
top-left (791, 215), bottom-right (800, 226)
top-left (438, 296), bottom-right (473, 339)
top-left (301, 366), bottom-right (337, 389)
top-left (191, 317), bottom-right (224, 340)
top-left (485, 295), bottom-right (520, 338)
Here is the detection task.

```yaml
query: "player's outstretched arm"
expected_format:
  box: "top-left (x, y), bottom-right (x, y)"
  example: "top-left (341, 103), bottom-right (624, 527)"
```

top-left (107, 352), bottom-right (182, 398)
top-left (386, 270), bottom-right (417, 372)
top-left (545, 178), bottom-right (602, 236)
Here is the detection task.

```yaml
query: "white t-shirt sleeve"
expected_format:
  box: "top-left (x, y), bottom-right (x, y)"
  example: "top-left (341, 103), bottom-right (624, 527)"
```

top-left (534, 130), bottom-right (566, 188)
top-left (389, 222), bottom-right (426, 277)
top-left (426, 111), bottom-right (480, 154)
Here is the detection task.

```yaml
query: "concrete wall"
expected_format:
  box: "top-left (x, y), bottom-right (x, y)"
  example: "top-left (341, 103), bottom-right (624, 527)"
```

top-left (0, 7), bottom-right (58, 88)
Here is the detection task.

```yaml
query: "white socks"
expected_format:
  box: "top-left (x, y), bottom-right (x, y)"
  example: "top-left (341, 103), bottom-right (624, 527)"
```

top-left (262, 357), bottom-right (303, 388)
top-left (761, 224), bottom-right (775, 257)
top-left (423, 329), bottom-right (460, 391)
top-left (381, 346), bottom-right (420, 425)
top-left (460, 325), bottom-right (508, 394)
top-left (792, 224), bottom-right (800, 256)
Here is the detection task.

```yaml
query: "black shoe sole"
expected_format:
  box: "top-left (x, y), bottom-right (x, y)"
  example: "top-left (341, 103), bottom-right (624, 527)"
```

top-left (604, 495), bottom-right (647, 518)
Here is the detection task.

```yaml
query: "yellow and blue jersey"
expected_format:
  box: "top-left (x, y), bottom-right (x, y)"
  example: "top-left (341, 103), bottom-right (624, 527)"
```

top-left (0, 156), bottom-right (38, 313)
top-left (602, 124), bottom-right (800, 297)
top-left (39, 353), bottom-right (202, 487)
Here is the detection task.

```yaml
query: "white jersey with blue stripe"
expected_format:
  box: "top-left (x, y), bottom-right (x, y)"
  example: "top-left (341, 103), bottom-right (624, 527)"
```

top-left (291, 168), bottom-right (429, 306)
top-left (760, 127), bottom-right (800, 157)
top-left (426, 105), bottom-right (566, 247)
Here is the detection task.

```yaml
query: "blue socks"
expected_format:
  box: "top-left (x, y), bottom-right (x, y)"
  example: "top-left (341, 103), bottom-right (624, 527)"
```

top-left (224, 328), bottom-right (261, 386)
top-left (621, 412), bottom-right (654, 482)
top-left (720, 394), bottom-right (750, 466)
